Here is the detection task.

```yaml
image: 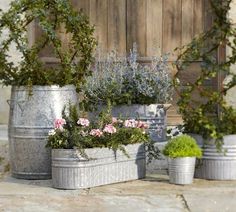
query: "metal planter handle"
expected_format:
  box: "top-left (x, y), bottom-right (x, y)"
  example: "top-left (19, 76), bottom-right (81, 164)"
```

top-left (7, 99), bottom-right (26, 113)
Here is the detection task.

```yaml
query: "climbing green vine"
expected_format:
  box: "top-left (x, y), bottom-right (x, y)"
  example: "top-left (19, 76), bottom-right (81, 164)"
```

top-left (174, 0), bottom-right (236, 148)
top-left (0, 0), bottom-right (96, 91)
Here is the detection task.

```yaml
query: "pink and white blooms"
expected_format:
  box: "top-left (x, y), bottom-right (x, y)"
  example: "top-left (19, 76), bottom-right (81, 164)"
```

top-left (136, 121), bottom-right (148, 129)
top-left (103, 124), bottom-right (117, 134)
top-left (54, 118), bottom-right (66, 130)
top-left (77, 118), bottom-right (90, 127)
top-left (112, 117), bottom-right (123, 124)
top-left (112, 117), bottom-right (118, 124)
top-left (90, 129), bottom-right (103, 137)
top-left (124, 119), bottom-right (137, 128)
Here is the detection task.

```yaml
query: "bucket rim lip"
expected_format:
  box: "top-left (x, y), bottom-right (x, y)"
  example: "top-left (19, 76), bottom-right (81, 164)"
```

top-left (96, 103), bottom-right (171, 108)
top-left (167, 156), bottom-right (196, 160)
top-left (11, 85), bottom-right (76, 91)
top-left (51, 143), bottom-right (144, 152)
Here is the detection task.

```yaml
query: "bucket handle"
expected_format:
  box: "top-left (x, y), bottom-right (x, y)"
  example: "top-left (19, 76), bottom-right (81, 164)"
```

top-left (156, 105), bottom-right (165, 118)
top-left (7, 100), bottom-right (26, 113)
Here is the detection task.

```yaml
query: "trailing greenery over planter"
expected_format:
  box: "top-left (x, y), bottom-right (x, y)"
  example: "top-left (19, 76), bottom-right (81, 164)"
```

top-left (0, 0), bottom-right (96, 90)
top-left (46, 103), bottom-right (151, 158)
top-left (174, 0), bottom-right (236, 148)
top-left (163, 135), bottom-right (202, 158)
top-left (81, 44), bottom-right (173, 111)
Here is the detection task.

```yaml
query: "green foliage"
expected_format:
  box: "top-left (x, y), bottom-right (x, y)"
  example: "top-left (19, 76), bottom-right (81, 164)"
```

top-left (46, 103), bottom-right (150, 158)
top-left (81, 44), bottom-right (173, 111)
top-left (163, 135), bottom-right (202, 158)
top-left (174, 0), bottom-right (236, 145)
top-left (0, 0), bottom-right (96, 91)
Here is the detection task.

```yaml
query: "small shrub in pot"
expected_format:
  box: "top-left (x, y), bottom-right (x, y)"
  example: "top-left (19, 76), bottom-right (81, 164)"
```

top-left (163, 135), bottom-right (202, 185)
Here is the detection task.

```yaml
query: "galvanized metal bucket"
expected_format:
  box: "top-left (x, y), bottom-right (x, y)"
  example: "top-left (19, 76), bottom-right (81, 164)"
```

top-left (52, 143), bottom-right (146, 189)
top-left (8, 85), bottom-right (78, 180)
top-left (195, 134), bottom-right (236, 180)
top-left (168, 157), bottom-right (196, 185)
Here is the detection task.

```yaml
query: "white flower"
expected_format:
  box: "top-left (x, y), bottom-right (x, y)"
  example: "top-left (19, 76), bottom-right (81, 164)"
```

top-left (48, 129), bottom-right (56, 136)
top-left (77, 118), bottom-right (90, 127)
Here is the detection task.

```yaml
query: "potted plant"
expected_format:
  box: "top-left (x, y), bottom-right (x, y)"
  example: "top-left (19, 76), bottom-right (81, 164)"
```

top-left (163, 135), bottom-right (202, 185)
top-left (47, 103), bottom-right (150, 189)
top-left (0, 0), bottom-right (96, 179)
top-left (174, 0), bottom-right (236, 180)
top-left (81, 44), bottom-right (173, 142)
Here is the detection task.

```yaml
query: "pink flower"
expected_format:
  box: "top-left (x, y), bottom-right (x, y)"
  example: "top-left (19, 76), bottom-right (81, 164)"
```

top-left (54, 118), bottom-right (66, 130)
top-left (136, 121), bottom-right (149, 129)
top-left (124, 119), bottom-right (137, 128)
top-left (77, 118), bottom-right (90, 127)
top-left (112, 117), bottom-right (123, 124)
top-left (112, 117), bottom-right (118, 124)
top-left (90, 129), bottom-right (103, 137)
top-left (103, 124), bottom-right (117, 134)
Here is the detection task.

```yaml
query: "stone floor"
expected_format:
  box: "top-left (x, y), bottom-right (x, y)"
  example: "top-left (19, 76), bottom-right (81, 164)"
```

top-left (1, 128), bottom-right (236, 212)
top-left (1, 173), bottom-right (236, 212)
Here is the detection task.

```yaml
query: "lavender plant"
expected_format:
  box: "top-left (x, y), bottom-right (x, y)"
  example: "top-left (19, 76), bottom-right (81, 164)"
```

top-left (81, 44), bottom-right (173, 110)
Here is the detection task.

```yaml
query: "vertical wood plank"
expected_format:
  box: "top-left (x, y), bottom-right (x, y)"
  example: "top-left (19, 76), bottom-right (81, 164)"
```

top-left (72, 0), bottom-right (90, 16)
top-left (108, 0), bottom-right (126, 55)
top-left (182, 0), bottom-right (194, 45)
top-left (127, 0), bottom-right (146, 56)
top-left (162, 0), bottom-right (182, 60)
top-left (90, 0), bottom-right (108, 52)
top-left (146, 0), bottom-right (162, 56)
top-left (203, 0), bottom-right (213, 32)
top-left (193, 0), bottom-right (203, 36)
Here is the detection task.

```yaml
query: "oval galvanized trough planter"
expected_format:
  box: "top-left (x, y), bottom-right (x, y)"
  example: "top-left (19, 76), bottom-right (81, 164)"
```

top-left (8, 85), bottom-right (78, 180)
top-left (168, 157), bottom-right (196, 185)
top-left (195, 134), bottom-right (236, 180)
top-left (52, 143), bottom-right (146, 189)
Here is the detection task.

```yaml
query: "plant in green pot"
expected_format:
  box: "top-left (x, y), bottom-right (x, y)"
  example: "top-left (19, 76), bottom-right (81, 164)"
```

top-left (174, 0), bottom-right (236, 180)
top-left (163, 135), bottom-right (202, 185)
top-left (0, 0), bottom-right (96, 179)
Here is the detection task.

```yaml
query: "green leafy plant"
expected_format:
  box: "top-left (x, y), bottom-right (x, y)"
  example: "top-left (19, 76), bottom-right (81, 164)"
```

top-left (0, 0), bottom-right (96, 91)
top-left (163, 135), bottom-right (202, 158)
top-left (174, 0), bottom-right (236, 148)
top-left (81, 44), bottom-right (173, 111)
top-left (46, 103), bottom-right (151, 158)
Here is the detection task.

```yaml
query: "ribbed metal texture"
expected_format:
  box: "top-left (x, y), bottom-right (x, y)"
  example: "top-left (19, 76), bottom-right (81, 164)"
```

top-left (195, 135), bottom-right (236, 180)
top-left (8, 85), bottom-right (77, 180)
top-left (52, 143), bottom-right (146, 189)
top-left (168, 157), bottom-right (196, 185)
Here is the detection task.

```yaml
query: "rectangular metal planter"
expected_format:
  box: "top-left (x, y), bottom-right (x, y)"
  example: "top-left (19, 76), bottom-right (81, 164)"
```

top-left (52, 143), bottom-right (146, 189)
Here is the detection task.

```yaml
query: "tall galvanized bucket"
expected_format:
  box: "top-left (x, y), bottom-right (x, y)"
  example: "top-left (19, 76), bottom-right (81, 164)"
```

top-left (195, 134), bottom-right (236, 180)
top-left (8, 85), bottom-right (78, 180)
top-left (168, 157), bottom-right (196, 185)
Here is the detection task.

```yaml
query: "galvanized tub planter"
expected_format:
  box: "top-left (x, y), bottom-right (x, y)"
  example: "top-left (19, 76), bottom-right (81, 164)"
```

top-left (8, 85), bottom-right (78, 180)
top-left (52, 143), bottom-right (146, 189)
top-left (168, 157), bottom-right (196, 185)
top-left (194, 134), bottom-right (236, 180)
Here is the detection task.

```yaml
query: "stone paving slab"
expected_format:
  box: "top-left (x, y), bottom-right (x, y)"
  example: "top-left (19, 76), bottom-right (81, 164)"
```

top-left (1, 175), bottom-right (236, 212)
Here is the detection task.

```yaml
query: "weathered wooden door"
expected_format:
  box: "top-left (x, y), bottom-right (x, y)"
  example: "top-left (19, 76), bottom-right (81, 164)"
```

top-left (31, 0), bottom-right (215, 125)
